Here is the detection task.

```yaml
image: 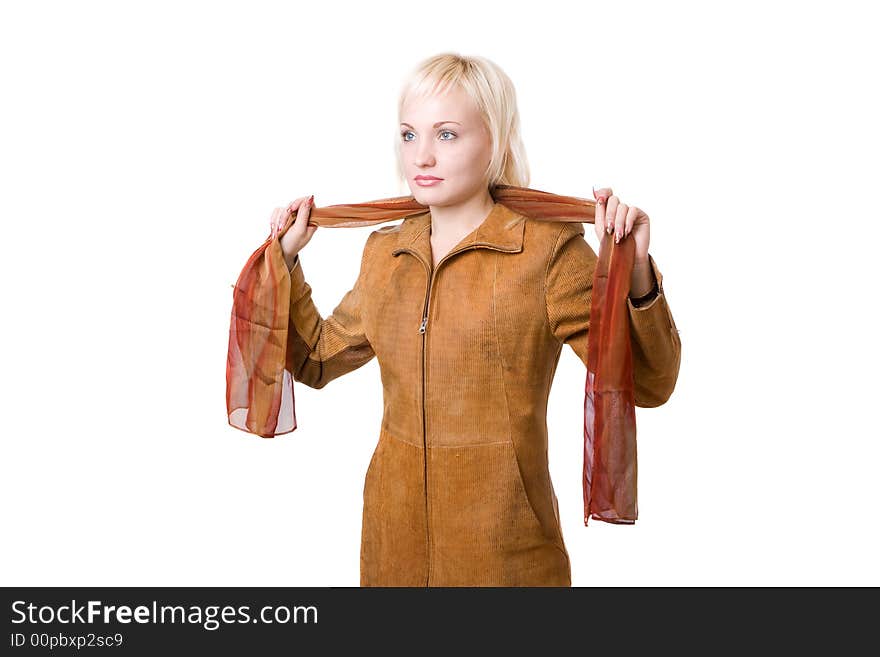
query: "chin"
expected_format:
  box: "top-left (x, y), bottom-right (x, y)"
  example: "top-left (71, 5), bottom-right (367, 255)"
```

top-left (411, 188), bottom-right (447, 206)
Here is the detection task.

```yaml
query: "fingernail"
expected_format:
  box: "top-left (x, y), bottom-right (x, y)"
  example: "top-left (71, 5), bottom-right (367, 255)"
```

top-left (607, 223), bottom-right (613, 234)
top-left (615, 230), bottom-right (621, 243)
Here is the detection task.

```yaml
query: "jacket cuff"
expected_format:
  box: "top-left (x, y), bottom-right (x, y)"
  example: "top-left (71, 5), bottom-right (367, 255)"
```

top-left (627, 253), bottom-right (664, 312)
top-left (288, 253), bottom-right (304, 287)
top-left (629, 279), bottom-right (658, 308)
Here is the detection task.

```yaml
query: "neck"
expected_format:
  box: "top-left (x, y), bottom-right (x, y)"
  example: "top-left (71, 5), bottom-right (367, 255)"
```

top-left (428, 189), bottom-right (496, 235)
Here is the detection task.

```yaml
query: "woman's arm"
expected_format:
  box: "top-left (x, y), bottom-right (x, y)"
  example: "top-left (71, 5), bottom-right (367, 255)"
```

top-left (623, 253), bottom-right (682, 407)
top-left (281, 233), bottom-right (377, 389)
top-left (545, 223), bottom-right (681, 407)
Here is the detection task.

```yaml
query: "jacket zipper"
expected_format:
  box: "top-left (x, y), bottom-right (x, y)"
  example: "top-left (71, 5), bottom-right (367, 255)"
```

top-left (419, 280), bottom-right (431, 585)
top-left (398, 241), bottom-right (515, 587)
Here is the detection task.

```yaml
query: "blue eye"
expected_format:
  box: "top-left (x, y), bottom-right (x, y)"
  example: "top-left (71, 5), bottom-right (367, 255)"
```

top-left (400, 130), bottom-right (456, 142)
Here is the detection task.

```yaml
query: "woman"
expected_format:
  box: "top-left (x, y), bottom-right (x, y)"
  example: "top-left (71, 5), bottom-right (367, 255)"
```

top-left (264, 53), bottom-right (681, 586)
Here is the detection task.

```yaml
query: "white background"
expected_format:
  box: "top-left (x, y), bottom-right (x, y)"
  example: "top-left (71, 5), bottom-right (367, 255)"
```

top-left (2, 0), bottom-right (877, 587)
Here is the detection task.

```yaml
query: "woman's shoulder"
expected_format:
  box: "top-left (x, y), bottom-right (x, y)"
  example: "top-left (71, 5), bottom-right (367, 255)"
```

top-left (522, 216), bottom-right (587, 250)
top-left (372, 221), bottom-right (405, 235)
top-left (360, 218), bottom-right (412, 265)
top-left (366, 219), bottom-right (408, 253)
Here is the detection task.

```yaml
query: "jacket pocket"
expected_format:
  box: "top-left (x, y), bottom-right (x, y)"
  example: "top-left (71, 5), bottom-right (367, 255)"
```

top-left (503, 440), bottom-right (545, 537)
top-left (430, 441), bottom-right (548, 553)
top-left (363, 431), bottom-right (386, 498)
top-left (508, 440), bottom-right (571, 569)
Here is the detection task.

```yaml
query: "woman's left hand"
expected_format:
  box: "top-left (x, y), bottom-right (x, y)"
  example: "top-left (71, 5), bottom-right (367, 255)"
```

top-left (592, 185), bottom-right (650, 263)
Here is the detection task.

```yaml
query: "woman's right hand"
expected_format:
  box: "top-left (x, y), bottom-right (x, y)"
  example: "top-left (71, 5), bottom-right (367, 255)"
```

top-left (270, 195), bottom-right (319, 262)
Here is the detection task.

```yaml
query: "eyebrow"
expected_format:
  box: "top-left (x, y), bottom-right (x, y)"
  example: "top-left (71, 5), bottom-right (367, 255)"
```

top-left (400, 121), bottom-right (462, 128)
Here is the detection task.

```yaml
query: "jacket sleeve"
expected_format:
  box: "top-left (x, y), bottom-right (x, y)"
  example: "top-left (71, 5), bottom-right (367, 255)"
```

top-left (545, 223), bottom-right (682, 408)
top-left (284, 233), bottom-right (376, 389)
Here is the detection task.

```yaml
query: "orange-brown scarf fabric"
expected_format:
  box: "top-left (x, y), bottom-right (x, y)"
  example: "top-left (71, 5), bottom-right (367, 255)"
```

top-left (226, 184), bottom-right (637, 526)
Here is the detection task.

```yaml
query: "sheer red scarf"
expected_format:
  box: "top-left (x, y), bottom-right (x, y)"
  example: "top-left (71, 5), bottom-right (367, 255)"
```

top-left (226, 184), bottom-right (637, 526)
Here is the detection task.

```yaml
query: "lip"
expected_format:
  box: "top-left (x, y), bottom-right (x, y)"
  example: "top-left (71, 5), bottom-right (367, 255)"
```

top-left (415, 175), bottom-right (443, 186)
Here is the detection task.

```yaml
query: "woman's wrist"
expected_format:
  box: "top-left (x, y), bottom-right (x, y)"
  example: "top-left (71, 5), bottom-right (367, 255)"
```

top-left (284, 250), bottom-right (299, 272)
top-left (629, 257), bottom-right (655, 298)
top-left (629, 278), bottom-right (659, 307)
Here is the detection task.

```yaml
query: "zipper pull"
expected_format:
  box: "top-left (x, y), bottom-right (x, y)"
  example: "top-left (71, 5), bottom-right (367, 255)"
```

top-left (419, 316), bottom-right (428, 334)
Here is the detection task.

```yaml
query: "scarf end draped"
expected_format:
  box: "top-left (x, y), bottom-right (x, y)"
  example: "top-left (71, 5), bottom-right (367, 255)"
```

top-left (226, 239), bottom-right (298, 438)
top-left (583, 231), bottom-right (638, 526)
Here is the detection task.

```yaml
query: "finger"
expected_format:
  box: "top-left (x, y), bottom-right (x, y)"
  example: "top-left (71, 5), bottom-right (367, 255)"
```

top-left (593, 184), bottom-right (613, 199)
top-left (288, 196), bottom-right (309, 213)
top-left (604, 195), bottom-right (619, 235)
top-left (592, 185), bottom-right (609, 240)
top-left (294, 195), bottom-right (313, 231)
top-left (280, 196), bottom-right (308, 235)
top-left (306, 195), bottom-right (317, 227)
top-left (624, 205), bottom-right (639, 238)
top-left (614, 203), bottom-right (628, 243)
top-left (276, 206), bottom-right (289, 235)
top-left (270, 207), bottom-right (283, 238)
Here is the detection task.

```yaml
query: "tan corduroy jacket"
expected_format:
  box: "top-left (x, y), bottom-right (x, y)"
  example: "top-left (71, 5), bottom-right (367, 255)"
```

top-left (284, 201), bottom-right (681, 587)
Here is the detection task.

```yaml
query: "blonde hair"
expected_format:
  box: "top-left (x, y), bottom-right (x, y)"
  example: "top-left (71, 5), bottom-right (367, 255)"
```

top-left (394, 52), bottom-right (530, 195)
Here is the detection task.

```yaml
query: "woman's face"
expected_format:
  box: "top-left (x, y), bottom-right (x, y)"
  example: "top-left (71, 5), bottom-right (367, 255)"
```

top-left (399, 86), bottom-right (493, 207)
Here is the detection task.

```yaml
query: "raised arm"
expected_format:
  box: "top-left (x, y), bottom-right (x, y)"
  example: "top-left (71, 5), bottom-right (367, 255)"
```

top-left (282, 232), bottom-right (377, 389)
top-left (545, 222), bottom-right (681, 407)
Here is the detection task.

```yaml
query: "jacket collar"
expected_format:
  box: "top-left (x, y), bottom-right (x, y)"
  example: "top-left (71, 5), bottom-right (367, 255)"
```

top-left (391, 202), bottom-right (526, 266)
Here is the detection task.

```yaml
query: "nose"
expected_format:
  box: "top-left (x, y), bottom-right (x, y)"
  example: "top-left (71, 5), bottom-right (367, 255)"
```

top-left (414, 139), bottom-right (435, 167)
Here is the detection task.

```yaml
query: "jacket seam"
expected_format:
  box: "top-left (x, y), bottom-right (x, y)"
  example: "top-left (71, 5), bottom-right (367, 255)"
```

top-left (358, 230), bottom-right (382, 346)
top-left (491, 252), bottom-right (517, 450)
top-left (543, 223), bottom-right (572, 348)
